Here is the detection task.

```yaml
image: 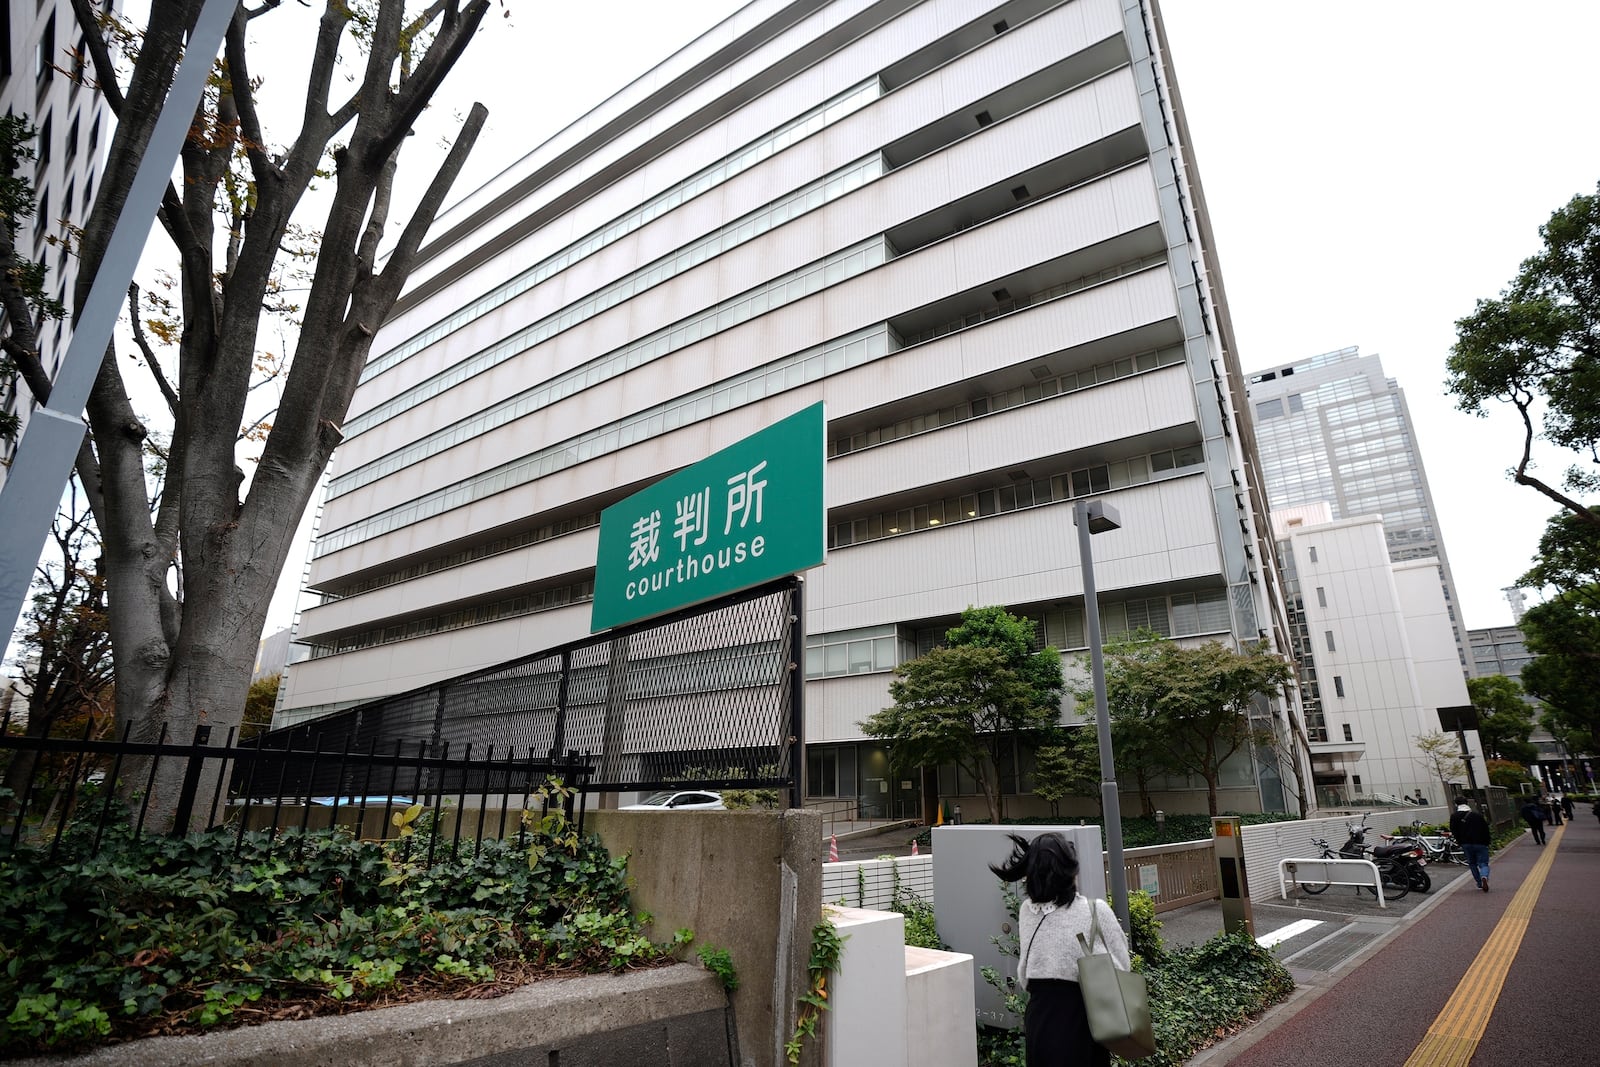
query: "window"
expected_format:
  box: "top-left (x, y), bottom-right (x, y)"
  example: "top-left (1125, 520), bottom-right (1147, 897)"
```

top-left (1316, 587), bottom-right (1327, 608)
top-left (1324, 630), bottom-right (1336, 652)
top-left (37, 14), bottom-right (56, 79)
top-left (1288, 393), bottom-right (1304, 414)
top-left (1254, 398), bottom-right (1283, 421)
top-left (1333, 676), bottom-right (1344, 697)
top-left (1308, 546), bottom-right (1318, 563)
top-left (805, 625), bottom-right (901, 679)
top-left (1352, 774), bottom-right (1363, 792)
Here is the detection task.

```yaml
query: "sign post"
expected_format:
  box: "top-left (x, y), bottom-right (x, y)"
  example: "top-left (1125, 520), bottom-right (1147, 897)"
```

top-left (591, 402), bottom-right (826, 633)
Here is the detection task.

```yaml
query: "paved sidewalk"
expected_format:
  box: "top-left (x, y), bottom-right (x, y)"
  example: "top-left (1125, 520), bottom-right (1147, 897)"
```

top-left (1182, 816), bottom-right (1597, 1066)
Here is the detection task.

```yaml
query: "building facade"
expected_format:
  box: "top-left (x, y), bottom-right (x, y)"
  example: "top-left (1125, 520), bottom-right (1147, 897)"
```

top-left (277, 0), bottom-right (1303, 815)
top-left (1246, 346), bottom-right (1468, 669)
top-left (1, 0), bottom-right (114, 480)
top-left (1275, 504), bottom-right (1480, 805)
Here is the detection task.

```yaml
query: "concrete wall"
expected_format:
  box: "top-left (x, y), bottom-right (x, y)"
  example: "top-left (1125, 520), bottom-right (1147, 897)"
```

top-left (13, 965), bottom-right (728, 1067)
top-left (589, 808), bottom-right (823, 1067)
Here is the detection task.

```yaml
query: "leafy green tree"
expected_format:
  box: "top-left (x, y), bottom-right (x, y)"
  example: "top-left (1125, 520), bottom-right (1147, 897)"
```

top-left (859, 606), bottom-right (1063, 824)
top-left (1486, 758), bottom-right (1534, 790)
top-left (1415, 731), bottom-right (1468, 802)
top-left (1466, 675), bottom-right (1538, 763)
top-left (241, 673), bottom-right (280, 742)
top-left (1137, 641), bottom-right (1293, 816)
top-left (1519, 593), bottom-right (1600, 747)
top-left (1032, 726), bottom-right (1100, 817)
top-left (1446, 183), bottom-right (1600, 526)
top-left (1069, 630), bottom-right (1172, 816)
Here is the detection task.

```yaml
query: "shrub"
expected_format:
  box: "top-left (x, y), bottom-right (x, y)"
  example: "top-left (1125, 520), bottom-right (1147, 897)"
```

top-left (0, 819), bottom-right (670, 1055)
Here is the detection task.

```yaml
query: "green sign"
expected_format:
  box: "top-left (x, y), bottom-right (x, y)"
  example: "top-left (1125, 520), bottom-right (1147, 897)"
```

top-left (590, 402), bottom-right (826, 632)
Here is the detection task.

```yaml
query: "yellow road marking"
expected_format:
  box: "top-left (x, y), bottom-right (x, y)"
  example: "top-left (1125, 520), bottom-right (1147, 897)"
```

top-left (1403, 825), bottom-right (1564, 1067)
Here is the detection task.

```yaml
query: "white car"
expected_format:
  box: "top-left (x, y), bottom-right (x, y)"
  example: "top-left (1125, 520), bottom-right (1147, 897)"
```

top-left (620, 789), bottom-right (725, 811)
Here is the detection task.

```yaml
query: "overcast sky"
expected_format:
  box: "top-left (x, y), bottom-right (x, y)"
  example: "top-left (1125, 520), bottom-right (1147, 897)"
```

top-left (257, 0), bottom-right (1600, 636)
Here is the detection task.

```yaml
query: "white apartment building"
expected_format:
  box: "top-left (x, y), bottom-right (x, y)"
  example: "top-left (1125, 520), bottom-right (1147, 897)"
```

top-left (1, 0), bottom-right (114, 479)
top-left (278, 0), bottom-right (1303, 816)
top-left (1275, 504), bottom-right (1482, 805)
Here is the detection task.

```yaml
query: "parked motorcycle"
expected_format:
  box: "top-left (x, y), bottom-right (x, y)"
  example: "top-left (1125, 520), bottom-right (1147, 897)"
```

top-left (1341, 815), bottom-right (1430, 894)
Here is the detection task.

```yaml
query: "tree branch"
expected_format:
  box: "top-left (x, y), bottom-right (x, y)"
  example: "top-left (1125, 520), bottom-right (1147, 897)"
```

top-left (127, 284), bottom-right (181, 416)
top-left (1511, 392), bottom-right (1600, 528)
top-left (225, 7), bottom-right (275, 187)
top-left (68, 0), bottom-right (127, 113)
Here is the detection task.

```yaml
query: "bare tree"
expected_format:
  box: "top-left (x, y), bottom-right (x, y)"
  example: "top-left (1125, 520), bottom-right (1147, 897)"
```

top-left (1415, 731), bottom-right (1467, 803)
top-left (2, 484), bottom-right (115, 808)
top-left (1, 0), bottom-right (490, 828)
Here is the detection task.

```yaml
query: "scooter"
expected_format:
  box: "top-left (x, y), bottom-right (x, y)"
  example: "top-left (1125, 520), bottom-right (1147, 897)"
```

top-left (1338, 815), bottom-right (1431, 894)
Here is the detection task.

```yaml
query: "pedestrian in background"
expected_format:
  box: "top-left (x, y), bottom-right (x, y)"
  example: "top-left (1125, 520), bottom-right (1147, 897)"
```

top-left (1592, 798), bottom-right (1600, 825)
top-left (1450, 800), bottom-right (1493, 892)
top-left (1521, 799), bottom-right (1548, 845)
top-left (991, 832), bottom-right (1131, 1067)
top-left (1552, 795), bottom-right (1565, 825)
top-left (1561, 795), bottom-right (1575, 821)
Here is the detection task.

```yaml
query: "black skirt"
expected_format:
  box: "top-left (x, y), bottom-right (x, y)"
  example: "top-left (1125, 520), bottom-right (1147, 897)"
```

top-left (1024, 978), bottom-right (1109, 1067)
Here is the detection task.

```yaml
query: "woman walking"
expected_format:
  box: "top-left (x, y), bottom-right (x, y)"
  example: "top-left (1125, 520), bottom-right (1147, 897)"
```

top-left (990, 833), bottom-right (1131, 1066)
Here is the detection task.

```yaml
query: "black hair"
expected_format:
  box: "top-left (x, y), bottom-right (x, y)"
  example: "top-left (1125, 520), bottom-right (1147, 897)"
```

top-left (988, 832), bottom-right (1079, 907)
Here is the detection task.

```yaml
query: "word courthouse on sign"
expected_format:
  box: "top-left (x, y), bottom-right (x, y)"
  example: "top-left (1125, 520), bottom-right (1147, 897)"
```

top-left (590, 403), bottom-right (826, 632)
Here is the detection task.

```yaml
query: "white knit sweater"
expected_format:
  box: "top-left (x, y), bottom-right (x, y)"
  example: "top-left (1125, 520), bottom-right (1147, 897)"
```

top-left (1016, 894), bottom-right (1132, 988)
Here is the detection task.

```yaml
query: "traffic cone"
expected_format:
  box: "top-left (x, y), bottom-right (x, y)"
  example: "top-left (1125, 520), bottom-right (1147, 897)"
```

top-left (935, 803), bottom-right (944, 827)
top-left (828, 835), bottom-right (839, 862)
top-left (911, 840), bottom-right (919, 856)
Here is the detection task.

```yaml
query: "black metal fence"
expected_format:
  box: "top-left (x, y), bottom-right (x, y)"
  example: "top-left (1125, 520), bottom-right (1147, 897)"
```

top-left (0, 714), bottom-right (593, 864)
top-left (269, 576), bottom-right (805, 802)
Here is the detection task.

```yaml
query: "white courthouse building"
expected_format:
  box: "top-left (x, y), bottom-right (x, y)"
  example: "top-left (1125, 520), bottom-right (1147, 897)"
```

top-left (277, 0), bottom-right (1307, 816)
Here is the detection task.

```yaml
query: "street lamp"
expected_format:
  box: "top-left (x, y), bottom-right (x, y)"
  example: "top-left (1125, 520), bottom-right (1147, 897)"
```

top-left (1074, 498), bottom-right (1128, 931)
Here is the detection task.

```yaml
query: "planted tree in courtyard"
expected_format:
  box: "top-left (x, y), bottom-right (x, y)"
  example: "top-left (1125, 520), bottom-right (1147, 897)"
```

top-left (0, 0), bottom-right (492, 828)
top-left (1069, 629), bottom-right (1171, 817)
top-left (1137, 641), bottom-right (1292, 817)
top-left (1516, 510), bottom-right (1600, 748)
top-left (860, 606), bottom-right (1063, 824)
top-left (1446, 182), bottom-right (1600, 526)
top-left (1031, 725), bottom-right (1100, 817)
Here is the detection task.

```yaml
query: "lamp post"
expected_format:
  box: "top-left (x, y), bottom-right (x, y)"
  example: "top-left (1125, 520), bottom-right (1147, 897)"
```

top-left (1074, 498), bottom-right (1128, 931)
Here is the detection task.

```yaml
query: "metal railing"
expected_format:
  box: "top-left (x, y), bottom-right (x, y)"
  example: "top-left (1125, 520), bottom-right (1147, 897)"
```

top-left (1113, 839), bottom-right (1217, 913)
top-left (0, 715), bottom-right (592, 866)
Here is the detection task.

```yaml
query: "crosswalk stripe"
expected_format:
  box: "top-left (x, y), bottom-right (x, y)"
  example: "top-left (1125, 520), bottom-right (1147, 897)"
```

top-left (1256, 918), bottom-right (1323, 948)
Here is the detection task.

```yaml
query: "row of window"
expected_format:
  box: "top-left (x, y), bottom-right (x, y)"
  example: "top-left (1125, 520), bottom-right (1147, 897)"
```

top-left (827, 446), bottom-right (1204, 549)
top-left (319, 511), bottom-right (601, 602)
top-left (895, 255), bottom-right (1165, 348)
top-left (306, 578), bottom-right (596, 658)
top-left (330, 232), bottom-right (889, 498)
top-left (315, 324), bottom-right (893, 557)
top-left (356, 76), bottom-right (885, 388)
top-left (829, 344), bottom-right (1186, 457)
top-left (801, 587), bottom-right (1233, 682)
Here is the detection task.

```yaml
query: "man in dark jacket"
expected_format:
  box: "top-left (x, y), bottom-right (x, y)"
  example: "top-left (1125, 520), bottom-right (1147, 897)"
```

top-left (1450, 800), bottom-right (1493, 892)
top-left (1521, 799), bottom-right (1547, 845)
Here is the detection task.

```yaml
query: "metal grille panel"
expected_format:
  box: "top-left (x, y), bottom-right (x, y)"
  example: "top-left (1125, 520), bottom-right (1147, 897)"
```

top-left (267, 579), bottom-right (801, 795)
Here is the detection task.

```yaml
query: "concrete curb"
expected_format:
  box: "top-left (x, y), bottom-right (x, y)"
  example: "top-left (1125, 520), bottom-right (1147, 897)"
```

top-left (12, 964), bottom-right (726, 1067)
top-left (1184, 835), bottom-right (1527, 1066)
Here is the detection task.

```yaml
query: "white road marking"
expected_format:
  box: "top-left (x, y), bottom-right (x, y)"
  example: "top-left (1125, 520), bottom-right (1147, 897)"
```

top-left (1257, 918), bottom-right (1324, 948)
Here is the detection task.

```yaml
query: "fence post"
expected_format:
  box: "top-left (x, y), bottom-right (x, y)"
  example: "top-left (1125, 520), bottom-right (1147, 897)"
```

top-left (788, 576), bottom-right (806, 811)
top-left (170, 724), bottom-right (213, 838)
